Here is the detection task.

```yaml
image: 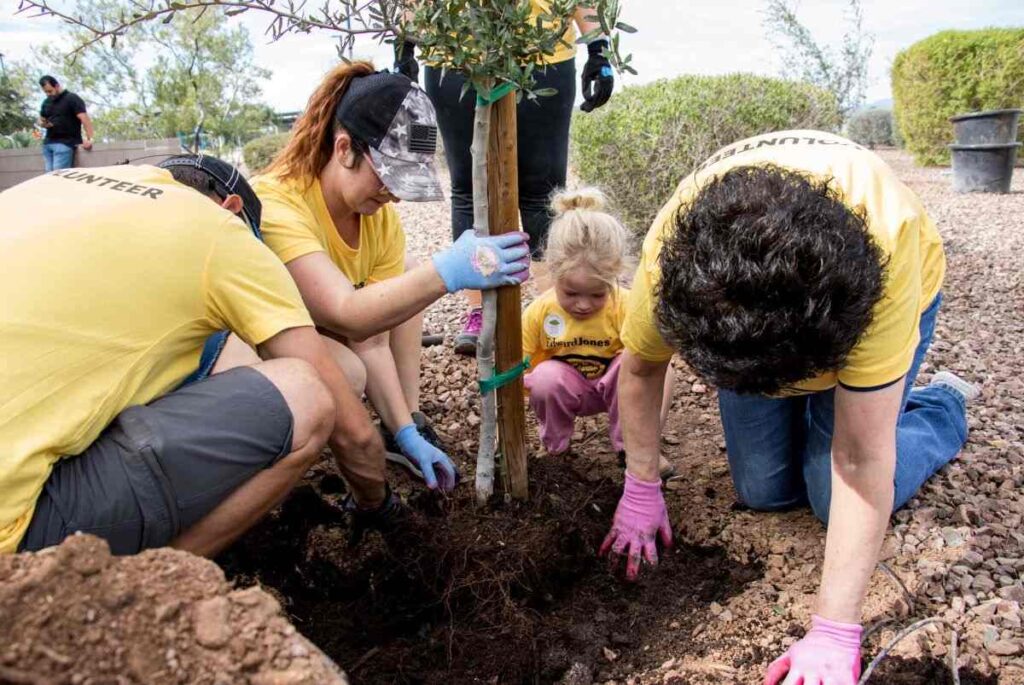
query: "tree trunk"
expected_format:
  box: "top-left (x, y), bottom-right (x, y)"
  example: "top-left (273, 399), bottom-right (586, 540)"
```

top-left (472, 86), bottom-right (496, 507)
top-left (487, 91), bottom-right (528, 501)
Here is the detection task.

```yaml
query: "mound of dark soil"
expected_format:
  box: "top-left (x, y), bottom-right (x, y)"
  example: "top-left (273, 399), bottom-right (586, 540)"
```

top-left (218, 459), bottom-right (763, 684)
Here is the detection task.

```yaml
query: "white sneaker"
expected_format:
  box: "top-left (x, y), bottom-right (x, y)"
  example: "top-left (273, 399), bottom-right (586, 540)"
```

top-left (930, 371), bottom-right (981, 403)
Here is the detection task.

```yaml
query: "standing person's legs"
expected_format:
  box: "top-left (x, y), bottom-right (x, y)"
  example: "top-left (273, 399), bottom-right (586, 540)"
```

top-left (19, 361), bottom-right (334, 557)
top-left (524, 360), bottom-right (593, 454)
top-left (717, 390), bottom-right (809, 510)
top-left (423, 66), bottom-right (476, 246)
top-left (50, 143), bottom-right (75, 171)
top-left (801, 294), bottom-right (968, 522)
top-left (516, 58), bottom-right (576, 283)
top-left (424, 66), bottom-right (483, 354)
top-left (42, 143), bottom-right (55, 172)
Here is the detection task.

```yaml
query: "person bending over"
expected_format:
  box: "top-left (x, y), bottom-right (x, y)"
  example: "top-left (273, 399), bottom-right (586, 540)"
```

top-left (606, 130), bottom-right (976, 685)
top-left (2, 156), bottom-right (389, 557)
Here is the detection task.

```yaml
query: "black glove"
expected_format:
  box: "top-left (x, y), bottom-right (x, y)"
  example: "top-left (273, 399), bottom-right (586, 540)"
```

top-left (342, 484), bottom-right (409, 547)
top-left (393, 39), bottom-right (419, 84)
top-left (580, 39), bottom-right (614, 113)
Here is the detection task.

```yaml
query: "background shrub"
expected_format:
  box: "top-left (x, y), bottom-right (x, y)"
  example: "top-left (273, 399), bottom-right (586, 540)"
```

top-left (570, 73), bottom-right (840, 235)
top-left (242, 131), bottom-right (290, 174)
top-left (845, 108), bottom-right (895, 148)
top-left (892, 28), bottom-right (1024, 166)
top-left (240, 128), bottom-right (447, 177)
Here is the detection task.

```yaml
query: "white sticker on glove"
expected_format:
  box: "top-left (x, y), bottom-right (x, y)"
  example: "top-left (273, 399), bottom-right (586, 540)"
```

top-left (473, 245), bottom-right (499, 277)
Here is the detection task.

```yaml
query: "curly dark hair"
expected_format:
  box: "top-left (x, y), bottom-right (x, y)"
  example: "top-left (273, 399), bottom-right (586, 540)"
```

top-left (656, 165), bottom-right (887, 395)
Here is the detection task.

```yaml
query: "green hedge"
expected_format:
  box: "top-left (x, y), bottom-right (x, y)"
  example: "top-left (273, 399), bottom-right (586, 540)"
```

top-left (845, 108), bottom-right (895, 148)
top-left (242, 132), bottom-right (290, 174)
top-left (892, 28), bottom-right (1024, 166)
top-left (570, 74), bottom-right (841, 235)
top-left (240, 128), bottom-right (448, 177)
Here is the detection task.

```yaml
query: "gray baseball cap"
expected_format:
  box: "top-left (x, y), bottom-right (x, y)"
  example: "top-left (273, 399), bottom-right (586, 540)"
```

top-left (335, 71), bottom-right (443, 202)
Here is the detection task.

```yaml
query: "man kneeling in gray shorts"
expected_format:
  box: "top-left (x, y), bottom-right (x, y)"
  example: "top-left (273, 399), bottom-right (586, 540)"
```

top-left (1, 155), bottom-right (395, 557)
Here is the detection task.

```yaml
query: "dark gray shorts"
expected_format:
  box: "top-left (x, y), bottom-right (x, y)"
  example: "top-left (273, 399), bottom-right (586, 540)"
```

top-left (18, 366), bottom-right (294, 555)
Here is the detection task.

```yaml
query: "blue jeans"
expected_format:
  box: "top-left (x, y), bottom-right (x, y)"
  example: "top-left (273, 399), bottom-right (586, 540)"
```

top-left (717, 294), bottom-right (967, 524)
top-left (43, 142), bottom-right (75, 171)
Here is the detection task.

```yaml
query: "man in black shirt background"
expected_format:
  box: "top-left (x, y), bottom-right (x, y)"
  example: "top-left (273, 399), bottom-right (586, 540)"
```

top-left (38, 75), bottom-right (95, 171)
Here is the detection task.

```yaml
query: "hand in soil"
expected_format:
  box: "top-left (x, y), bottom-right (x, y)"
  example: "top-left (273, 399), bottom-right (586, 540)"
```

top-left (394, 422), bottom-right (460, 491)
top-left (763, 615), bottom-right (862, 685)
top-left (343, 484), bottom-right (410, 547)
top-left (599, 472), bottom-right (672, 580)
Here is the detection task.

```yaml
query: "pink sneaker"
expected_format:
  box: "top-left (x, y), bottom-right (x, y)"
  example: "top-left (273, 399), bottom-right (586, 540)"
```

top-left (454, 307), bottom-right (482, 356)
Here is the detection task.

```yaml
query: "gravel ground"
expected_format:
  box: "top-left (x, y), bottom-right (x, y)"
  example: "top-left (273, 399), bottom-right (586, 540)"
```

top-left (394, 149), bottom-right (1024, 683)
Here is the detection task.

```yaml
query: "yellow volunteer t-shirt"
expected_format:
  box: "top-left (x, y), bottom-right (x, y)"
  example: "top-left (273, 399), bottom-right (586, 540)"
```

top-left (252, 174), bottom-right (406, 288)
top-left (0, 165), bottom-right (314, 552)
top-left (622, 130), bottom-right (946, 394)
top-left (523, 287), bottom-right (628, 381)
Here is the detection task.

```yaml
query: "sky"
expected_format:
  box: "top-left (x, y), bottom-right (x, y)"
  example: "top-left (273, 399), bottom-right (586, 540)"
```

top-left (1, 0), bottom-right (1022, 112)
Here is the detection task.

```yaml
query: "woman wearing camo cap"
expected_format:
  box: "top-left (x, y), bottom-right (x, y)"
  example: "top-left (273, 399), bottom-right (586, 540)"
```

top-left (215, 62), bottom-right (531, 501)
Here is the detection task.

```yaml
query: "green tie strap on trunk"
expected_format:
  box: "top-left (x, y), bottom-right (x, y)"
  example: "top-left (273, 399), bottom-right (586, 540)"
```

top-left (475, 82), bottom-right (517, 106)
top-left (479, 356), bottom-right (531, 394)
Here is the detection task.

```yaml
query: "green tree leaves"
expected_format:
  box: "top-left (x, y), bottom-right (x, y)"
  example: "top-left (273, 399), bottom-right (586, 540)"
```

top-left (36, 0), bottom-right (273, 146)
top-left (763, 0), bottom-right (874, 123)
top-left (0, 60), bottom-right (36, 136)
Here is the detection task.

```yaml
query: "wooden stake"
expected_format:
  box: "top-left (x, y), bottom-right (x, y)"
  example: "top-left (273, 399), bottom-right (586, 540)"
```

top-left (487, 91), bottom-right (528, 500)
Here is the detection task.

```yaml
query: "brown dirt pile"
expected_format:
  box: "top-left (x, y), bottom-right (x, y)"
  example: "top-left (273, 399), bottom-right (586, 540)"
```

top-left (0, 534), bottom-right (348, 685)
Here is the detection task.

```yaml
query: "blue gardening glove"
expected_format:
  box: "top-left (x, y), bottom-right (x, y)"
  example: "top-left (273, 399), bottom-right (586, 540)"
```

top-left (431, 230), bottom-right (531, 293)
top-left (580, 39), bottom-right (614, 113)
top-left (394, 423), bottom-right (460, 491)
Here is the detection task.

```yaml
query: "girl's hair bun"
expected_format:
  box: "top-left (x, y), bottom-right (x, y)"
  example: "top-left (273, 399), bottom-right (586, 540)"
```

top-left (550, 187), bottom-right (608, 215)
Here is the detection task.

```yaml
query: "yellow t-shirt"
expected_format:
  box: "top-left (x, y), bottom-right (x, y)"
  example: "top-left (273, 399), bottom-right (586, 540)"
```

top-left (0, 165), bottom-right (314, 552)
top-left (252, 174), bottom-right (406, 288)
top-left (621, 130), bottom-right (946, 394)
top-left (531, 0), bottom-right (578, 64)
top-left (425, 1), bottom-right (577, 66)
top-left (523, 287), bottom-right (628, 380)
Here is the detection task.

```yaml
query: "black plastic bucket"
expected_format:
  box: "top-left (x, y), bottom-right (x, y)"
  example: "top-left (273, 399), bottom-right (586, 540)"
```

top-left (948, 143), bottom-right (1021, 193)
top-left (949, 108), bottom-right (1022, 145)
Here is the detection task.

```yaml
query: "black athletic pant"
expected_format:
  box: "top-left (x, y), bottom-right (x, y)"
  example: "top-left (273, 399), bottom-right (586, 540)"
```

top-left (424, 58), bottom-right (576, 258)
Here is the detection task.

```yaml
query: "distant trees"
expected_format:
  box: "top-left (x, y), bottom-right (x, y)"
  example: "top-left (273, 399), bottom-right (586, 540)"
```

top-left (33, 0), bottom-right (273, 145)
top-left (763, 0), bottom-right (874, 123)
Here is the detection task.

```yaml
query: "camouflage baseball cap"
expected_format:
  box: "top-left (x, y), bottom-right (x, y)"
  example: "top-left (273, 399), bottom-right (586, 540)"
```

top-left (335, 71), bottom-right (442, 202)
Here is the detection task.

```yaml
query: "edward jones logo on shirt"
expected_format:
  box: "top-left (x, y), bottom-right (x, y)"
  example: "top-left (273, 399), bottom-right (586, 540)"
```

top-left (543, 313), bottom-right (566, 338)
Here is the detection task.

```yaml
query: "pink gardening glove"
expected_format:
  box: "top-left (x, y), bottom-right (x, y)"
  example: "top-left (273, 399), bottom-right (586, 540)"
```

top-left (598, 472), bottom-right (672, 580)
top-left (763, 615), bottom-right (862, 685)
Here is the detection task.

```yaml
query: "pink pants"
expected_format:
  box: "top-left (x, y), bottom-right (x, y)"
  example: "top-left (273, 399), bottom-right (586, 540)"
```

top-left (523, 356), bottom-right (623, 454)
